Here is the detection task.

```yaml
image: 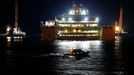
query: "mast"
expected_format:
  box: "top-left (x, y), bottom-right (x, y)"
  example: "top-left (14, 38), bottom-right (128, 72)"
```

top-left (15, 0), bottom-right (18, 30)
top-left (118, 7), bottom-right (123, 33)
top-left (72, 0), bottom-right (76, 7)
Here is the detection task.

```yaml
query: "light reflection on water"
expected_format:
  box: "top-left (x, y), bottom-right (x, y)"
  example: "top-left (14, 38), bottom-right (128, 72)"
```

top-left (1, 37), bottom-right (128, 75)
top-left (53, 40), bottom-right (104, 75)
top-left (51, 39), bottom-right (126, 75)
top-left (54, 40), bottom-right (102, 52)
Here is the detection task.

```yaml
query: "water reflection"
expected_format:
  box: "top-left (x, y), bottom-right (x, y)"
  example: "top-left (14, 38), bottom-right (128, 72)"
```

top-left (4, 36), bottom-right (23, 69)
top-left (6, 36), bottom-right (23, 43)
top-left (53, 40), bottom-right (105, 74)
top-left (55, 40), bottom-right (102, 52)
top-left (1, 37), bottom-right (128, 75)
top-left (114, 36), bottom-right (122, 56)
top-left (51, 39), bottom-right (127, 75)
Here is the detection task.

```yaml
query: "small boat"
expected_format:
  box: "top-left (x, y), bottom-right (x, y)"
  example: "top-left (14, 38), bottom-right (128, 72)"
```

top-left (64, 49), bottom-right (89, 57)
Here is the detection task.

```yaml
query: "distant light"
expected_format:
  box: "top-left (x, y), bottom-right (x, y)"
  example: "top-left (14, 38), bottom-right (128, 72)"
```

top-left (81, 10), bottom-right (86, 15)
top-left (7, 26), bottom-right (11, 32)
top-left (6, 37), bottom-right (11, 42)
top-left (84, 17), bottom-right (88, 21)
top-left (62, 18), bottom-right (65, 21)
top-left (115, 26), bottom-right (120, 32)
top-left (96, 17), bottom-right (99, 22)
top-left (69, 10), bottom-right (74, 15)
top-left (68, 17), bottom-right (73, 21)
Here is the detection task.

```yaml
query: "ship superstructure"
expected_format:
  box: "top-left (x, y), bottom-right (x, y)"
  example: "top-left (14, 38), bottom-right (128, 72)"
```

top-left (55, 5), bottom-right (100, 40)
top-left (41, 4), bottom-right (101, 40)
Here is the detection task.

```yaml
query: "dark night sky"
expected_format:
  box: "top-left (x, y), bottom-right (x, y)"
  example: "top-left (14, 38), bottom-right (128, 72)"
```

top-left (0, 0), bottom-right (134, 35)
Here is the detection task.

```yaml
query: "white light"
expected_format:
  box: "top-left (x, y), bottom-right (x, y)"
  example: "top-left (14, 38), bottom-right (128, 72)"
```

top-left (6, 37), bottom-right (11, 42)
top-left (17, 37), bottom-right (20, 39)
top-left (45, 21), bottom-right (55, 27)
top-left (7, 26), bottom-right (11, 32)
top-left (69, 10), bottom-right (74, 15)
top-left (84, 17), bottom-right (88, 21)
top-left (68, 17), bottom-right (72, 21)
top-left (81, 10), bottom-right (86, 15)
top-left (96, 17), bottom-right (99, 22)
top-left (62, 18), bottom-right (65, 21)
top-left (13, 37), bottom-right (17, 39)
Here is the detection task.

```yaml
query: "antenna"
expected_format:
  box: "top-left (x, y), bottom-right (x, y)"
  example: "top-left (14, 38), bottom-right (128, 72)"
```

top-left (72, 0), bottom-right (76, 7)
top-left (15, 0), bottom-right (18, 29)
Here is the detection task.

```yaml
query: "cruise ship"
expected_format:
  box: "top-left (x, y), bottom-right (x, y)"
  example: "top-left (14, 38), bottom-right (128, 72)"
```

top-left (41, 4), bottom-right (101, 40)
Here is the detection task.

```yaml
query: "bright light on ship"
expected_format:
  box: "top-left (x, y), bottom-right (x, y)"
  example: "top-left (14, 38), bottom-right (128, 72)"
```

top-left (73, 29), bottom-right (76, 33)
top-left (96, 17), bottom-right (99, 22)
top-left (64, 30), bottom-right (68, 33)
top-left (81, 10), bottom-right (86, 15)
top-left (45, 21), bottom-right (55, 26)
top-left (62, 18), bottom-right (65, 21)
top-left (69, 10), bottom-right (74, 15)
top-left (90, 24), bottom-right (98, 27)
top-left (7, 26), bottom-right (11, 32)
top-left (115, 26), bottom-right (120, 32)
top-left (84, 17), bottom-right (88, 21)
top-left (78, 30), bottom-right (81, 32)
top-left (68, 17), bottom-right (73, 21)
top-left (6, 37), bottom-right (11, 42)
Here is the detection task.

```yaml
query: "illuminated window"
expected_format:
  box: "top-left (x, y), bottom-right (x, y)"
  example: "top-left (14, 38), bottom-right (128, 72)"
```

top-left (78, 30), bottom-right (81, 32)
top-left (73, 29), bottom-right (76, 33)
top-left (90, 24), bottom-right (98, 27)
top-left (64, 30), bottom-right (68, 33)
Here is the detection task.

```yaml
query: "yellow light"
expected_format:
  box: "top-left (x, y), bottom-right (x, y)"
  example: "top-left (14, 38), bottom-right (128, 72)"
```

top-left (84, 31), bottom-right (87, 33)
top-left (115, 26), bottom-right (120, 32)
top-left (90, 24), bottom-right (98, 27)
top-left (64, 30), bottom-right (68, 33)
top-left (78, 30), bottom-right (81, 32)
top-left (73, 29), bottom-right (76, 33)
